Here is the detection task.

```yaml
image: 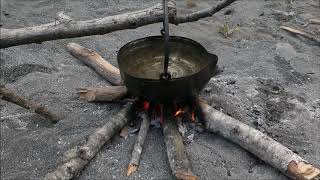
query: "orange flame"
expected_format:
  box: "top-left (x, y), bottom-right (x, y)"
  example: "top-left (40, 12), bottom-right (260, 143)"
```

top-left (174, 108), bottom-right (184, 117)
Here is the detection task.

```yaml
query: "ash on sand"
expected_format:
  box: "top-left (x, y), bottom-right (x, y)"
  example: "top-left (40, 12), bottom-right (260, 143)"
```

top-left (1, 0), bottom-right (320, 179)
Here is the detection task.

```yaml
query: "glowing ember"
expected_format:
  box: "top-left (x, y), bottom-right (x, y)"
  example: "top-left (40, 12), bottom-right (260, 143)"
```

top-left (191, 111), bottom-right (195, 122)
top-left (174, 108), bottom-right (184, 117)
top-left (142, 101), bottom-right (150, 111)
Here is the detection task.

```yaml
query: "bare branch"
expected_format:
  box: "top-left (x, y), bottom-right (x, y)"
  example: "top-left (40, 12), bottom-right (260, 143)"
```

top-left (44, 101), bottom-right (134, 180)
top-left (0, 86), bottom-right (59, 123)
top-left (0, 0), bottom-right (240, 48)
top-left (198, 100), bottom-right (320, 180)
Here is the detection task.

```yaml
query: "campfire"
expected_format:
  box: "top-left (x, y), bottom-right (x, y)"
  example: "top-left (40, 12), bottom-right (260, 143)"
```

top-left (1, 0), bottom-right (319, 180)
top-left (42, 41), bottom-right (320, 180)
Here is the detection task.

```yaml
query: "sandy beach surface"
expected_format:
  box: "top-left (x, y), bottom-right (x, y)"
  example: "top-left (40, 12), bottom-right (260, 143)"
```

top-left (1, 0), bottom-right (319, 179)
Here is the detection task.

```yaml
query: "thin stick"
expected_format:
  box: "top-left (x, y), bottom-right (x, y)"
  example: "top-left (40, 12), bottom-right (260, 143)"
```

top-left (127, 112), bottom-right (151, 176)
top-left (0, 0), bottom-right (240, 48)
top-left (0, 87), bottom-right (59, 123)
top-left (44, 101), bottom-right (134, 180)
top-left (175, 0), bottom-right (237, 24)
top-left (67, 42), bottom-right (122, 85)
top-left (280, 26), bottom-right (320, 45)
top-left (77, 86), bottom-right (127, 102)
top-left (162, 104), bottom-right (198, 180)
top-left (198, 100), bottom-right (320, 180)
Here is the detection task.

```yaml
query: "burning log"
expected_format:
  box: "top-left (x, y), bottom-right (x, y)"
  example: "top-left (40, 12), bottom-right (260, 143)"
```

top-left (77, 86), bottom-right (127, 102)
top-left (44, 101), bottom-right (134, 180)
top-left (198, 100), bottom-right (320, 180)
top-left (0, 86), bottom-right (59, 123)
top-left (67, 42), bottom-right (122, 85)
top-left (0, 0), bottom-right (239, 49)
top-left (127, 112), bottom-right (151, 176)
top-left (162, 105), bottom-right (198, 180)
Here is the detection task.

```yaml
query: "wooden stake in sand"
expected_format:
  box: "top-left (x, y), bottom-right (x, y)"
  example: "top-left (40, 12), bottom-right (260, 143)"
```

top-left (127, 112), bottom-right (151, 176)
top-left (67, 42), bottom-right (122, 86)
top-left (280, 26), bottom-right (320, 45)
top-left (0, 86), bottom-right (59, 123)
top-left (44, 101), bottom-right (134, 180)
top-left (198, 100), bottom-right (320, 180)
top-left (162, 105), bottom-right (198, 180)
top-left (77, 86), bottom-right (128, 102)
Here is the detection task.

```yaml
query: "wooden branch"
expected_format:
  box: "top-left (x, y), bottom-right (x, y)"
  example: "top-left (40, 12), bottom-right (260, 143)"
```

top-left (162, 105), bottom-right (198, 180)
top-left (175, 0), bottom-right (237, 24)
top-left (0, 0), bottom-right (240, 48)
top-left (280, 26), bottom-right (320, 45)
top-left (303, 18), bottom-right (320, 27)
top-left (0, 3), bottom-right (174, 48)
top-left (67, 42), bottom-right (122, 85)
top-left (44, 101), bottom-right (134, 180)
top-left (198, 100), bottom-right (320, 180)
top-left (127, 112), bottom-right (150, 176)
top-left (77, 86), bottom-right (127, 102)
top-left (0, 86), bottom-right (59, 123)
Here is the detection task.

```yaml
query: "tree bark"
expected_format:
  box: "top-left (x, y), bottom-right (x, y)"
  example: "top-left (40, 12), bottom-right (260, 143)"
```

top-left (44, 101), bottom-right (134, 180)
top-left (175, 0), bottom-right (237, 24)
top-left (77, 86), bottom-right (127, 102)
top-left (0, 3), bottom-right (175, 49)
top-left (162, 104), bottom-right (198, 180)
top-left (198, 100), bottom-right (320, 180)
top-left (0, 87), bottom-right (59, 123)
top-left (67, 42), bottom-right (122, 85)
top-left (0, 0), bottom-right (239, 48)
top-left (127, 112), bottom-right (151, 176)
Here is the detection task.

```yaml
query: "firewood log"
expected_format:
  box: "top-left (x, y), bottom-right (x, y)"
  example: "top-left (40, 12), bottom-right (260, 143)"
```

top-left (0, 86), bottom-right (59, 123)
top-left (77, 86), bottom-right (128, 102)
top-left (198, 100), bottom-right (320, 180)
top-left (0, 0), bottom-right (239, 48)
top-left (162, 105), bottom-right (198, 180)
top-left (67, 42), bottom-right (122, 86)
top-left (127, 112), bottom-right (150, 176)
top-left (44, 101), bottom-right (134, 180)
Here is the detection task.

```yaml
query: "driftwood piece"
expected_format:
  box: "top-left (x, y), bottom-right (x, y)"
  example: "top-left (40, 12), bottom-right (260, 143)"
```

top-left (303, 18), bottom-right (320, 27)
top-left (280, 26), bottom-right (320, 45)
top-left (0, 87), bottom-right (59, 123)
top-left (198, 100), bottom-right (320, 180)
top-left (0, 0), bottom-right (239, 48)
top-left (175, 0), bottom-right (237, 24)
top-left (127, 112), bottom-right (151, 176)
top-left (44, 101), bottom-right (134, 180)
top-left (162, 105), bottom-right (198, 180)
top-left (67, 42), bottom-right (122, 85)
top-left (77, 86), bottom-right (127, 102)
top-left (0, 2), bottom-right (175, 49)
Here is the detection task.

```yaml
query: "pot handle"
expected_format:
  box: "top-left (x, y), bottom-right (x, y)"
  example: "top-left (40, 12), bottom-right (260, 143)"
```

top-left (206, 52), bottom-right (218, 71)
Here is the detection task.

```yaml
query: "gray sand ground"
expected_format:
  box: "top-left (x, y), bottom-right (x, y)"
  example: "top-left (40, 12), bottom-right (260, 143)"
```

top-left (1, 0), bottom-right (320, 179)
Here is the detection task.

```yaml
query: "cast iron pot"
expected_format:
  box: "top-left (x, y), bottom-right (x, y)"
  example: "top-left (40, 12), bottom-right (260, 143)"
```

top-left (117, 36), bottom-right (218, 102)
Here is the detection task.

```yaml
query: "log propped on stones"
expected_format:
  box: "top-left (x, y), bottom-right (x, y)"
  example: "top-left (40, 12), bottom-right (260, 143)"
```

top-left (77, 86), bottom-right (128, 102)
top-left (67, 42), bottom-right (122, 86)
top-left (198, 100), bottom-right (320, 180)
top-left (44, 101), bottom-right (134, 180)
top-left (0, 0), bottom-right (239, 48)
top-left (127, 112), bottom-right (151, 176)
top-left (0, 86), bottom-right (59, 123)
top-left (162, 105), bottom-right (198, 180)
